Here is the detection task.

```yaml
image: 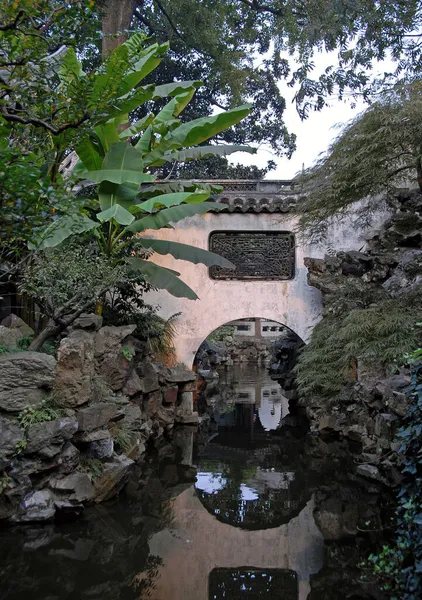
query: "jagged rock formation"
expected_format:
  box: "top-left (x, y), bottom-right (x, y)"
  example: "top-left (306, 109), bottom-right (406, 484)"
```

top-left (0, 315), bottom-right (196, 523)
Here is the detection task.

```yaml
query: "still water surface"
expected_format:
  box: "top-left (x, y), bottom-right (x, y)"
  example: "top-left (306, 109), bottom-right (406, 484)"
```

top-left (0, 365), bottom-right (324, 600)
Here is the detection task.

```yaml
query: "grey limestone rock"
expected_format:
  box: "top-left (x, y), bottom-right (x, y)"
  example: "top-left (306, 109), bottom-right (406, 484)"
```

top-left (25, 416), bottom-right (78, 454)
top-left (76, 402), bottom-right (117, 431)
top-left (50, 473), bottom-right (95, 502)
top-left (1, 313), bottom-right (34, 337)
top-left (72, 313), bottom-right (103, 331)
top-left (13, 489), bottom-right (55, 522)
top-left (55, 330), bottom-right (95, 407)
top-left (0, 352), bottom-right (56, 412)
top-left (92, 455), bottom-right (134, 503)
top-left (0, 416), bottom-right (25, 459)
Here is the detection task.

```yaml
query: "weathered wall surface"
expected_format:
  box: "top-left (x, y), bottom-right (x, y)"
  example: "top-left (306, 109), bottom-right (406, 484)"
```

top-left (143, 208), bottom-right (384, 367)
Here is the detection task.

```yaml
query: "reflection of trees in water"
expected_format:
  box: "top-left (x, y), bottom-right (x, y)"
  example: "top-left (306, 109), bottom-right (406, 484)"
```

top-left (195, 451), bottom-right (310, 530)
top-left (133, 555), bottom-right (164, 599)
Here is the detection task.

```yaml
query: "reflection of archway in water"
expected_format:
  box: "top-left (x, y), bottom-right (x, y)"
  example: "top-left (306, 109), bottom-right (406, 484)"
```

top-left (193, 317), bottom-right (305, 405)
top-left (194, 319), bottom-right (310, 530)
top-left (194, 440), bottom-right (312, 530)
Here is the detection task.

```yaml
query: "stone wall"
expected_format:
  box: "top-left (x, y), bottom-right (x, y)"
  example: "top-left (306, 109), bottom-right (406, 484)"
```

top-left (0, 314), bottom-right (197, 523)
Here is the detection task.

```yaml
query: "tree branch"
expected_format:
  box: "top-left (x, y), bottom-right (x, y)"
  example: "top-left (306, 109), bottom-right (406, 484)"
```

top-left (152, 0), bottom-right (214, 57)
top-left (237, 0), bottom-right (284, 17)
top-left (0, 109), bottom-right (89, 135)
top-left (0, 10), bottom-right (25, 31)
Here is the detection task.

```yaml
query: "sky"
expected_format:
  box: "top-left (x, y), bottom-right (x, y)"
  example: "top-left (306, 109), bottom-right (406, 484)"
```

top-left (228, 49), bottom-right (383, 180)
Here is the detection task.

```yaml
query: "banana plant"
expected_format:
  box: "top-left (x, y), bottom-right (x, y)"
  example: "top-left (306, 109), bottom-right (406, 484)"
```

top-left (30, 34), bottom-right (256, 299)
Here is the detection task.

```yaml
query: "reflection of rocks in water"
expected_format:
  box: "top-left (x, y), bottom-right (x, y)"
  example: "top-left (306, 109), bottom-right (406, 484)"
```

top-left (0, 448), bottom-right (196, 600)
top-left (209, 567), bottom-right (298, 599)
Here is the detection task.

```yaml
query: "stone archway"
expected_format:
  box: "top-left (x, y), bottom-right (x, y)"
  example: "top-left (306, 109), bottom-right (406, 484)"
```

top-left (143, 180), bottom-right (382, 368)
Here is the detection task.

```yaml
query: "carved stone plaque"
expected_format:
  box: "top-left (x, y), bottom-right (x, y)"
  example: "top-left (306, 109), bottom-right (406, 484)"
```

top-left (209, 231), bottom-right (295, 280)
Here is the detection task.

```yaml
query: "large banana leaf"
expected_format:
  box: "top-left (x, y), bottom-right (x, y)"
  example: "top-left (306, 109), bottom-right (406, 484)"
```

top-left (145, 104), bottom-right (252, 166)
top-left (110, 85), bottom-right (155, 117)
top-left (86, 143), bottom-right (154, 185)
top-left (160, 144), bottom-right (256, 164)
top-left (154, 89), bottom-right (196, 124)
top-left (139, 238), bottom-right (235, 268)
top-left (170, 104), bottom-right (252, 146)
top-left (117, 43), bottom-right (169, 96)
top-left (29, 214), bottom-right (98, 250)
top-left (133, 190), bottom-right (210, 213)
top-left (58, 48), bottom-right (84, 88)
top-left (152, 81), bottom-right (202, 99)
top-left (94, 122), bottom-right (120, 154)
top-left (119, 114), bottom-right (155, 139)
top-left (75, 134), bottom-right (104, 172)
top-left (130, 257), bottom-right (198, 299)
top-left (126, 202), bottom-right (225, 233)
top-left (97, 205), bottom-right (135, 226)
top-left (98, 180), bottom-right (140, 211)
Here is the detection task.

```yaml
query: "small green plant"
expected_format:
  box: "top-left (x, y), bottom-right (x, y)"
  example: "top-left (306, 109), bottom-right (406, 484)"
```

top-left (77, 457), bottom-right (104, 481)
top-left (207, 324), bottom-right (236, 344)
top-left (17, 399), bottom-right (60, 429)
top-left (120, 345), bottom-right (135, 361)
top-left (14, 439), bottom-right (27, 455)
top-left (114, 427), bottom-right (135, 454)
top-left (0, 473), bottom-right (12, 495)
top-left (17, 336), bottom-right (33, 350)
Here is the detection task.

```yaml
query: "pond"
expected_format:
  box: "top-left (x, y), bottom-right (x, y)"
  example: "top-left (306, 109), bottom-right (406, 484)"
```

top-left (0, 365), bottom-right (360, 600)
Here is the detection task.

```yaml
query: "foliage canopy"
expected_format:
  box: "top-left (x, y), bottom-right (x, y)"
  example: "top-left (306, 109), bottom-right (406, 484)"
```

top-left (297, 81), bottom-right (422, 240)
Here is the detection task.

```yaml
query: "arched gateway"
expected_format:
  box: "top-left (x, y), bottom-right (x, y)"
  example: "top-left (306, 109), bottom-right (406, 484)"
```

top-left (144, 180), bottom-right (375, 367)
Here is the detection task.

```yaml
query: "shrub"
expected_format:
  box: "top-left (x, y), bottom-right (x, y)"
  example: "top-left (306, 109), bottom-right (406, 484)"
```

top-left (368, 348), bottom-right (422, 599)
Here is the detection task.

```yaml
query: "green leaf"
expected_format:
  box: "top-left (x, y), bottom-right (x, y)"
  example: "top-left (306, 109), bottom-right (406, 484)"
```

top-left (154, 89), bottom-right (196, 124)
top-left (129, 257), bottom-right (199, 299)
top-left (94, 122), bottom-right (120, 153)
top-left (160, 144), bottom-right (256, 164)
top-left (139, 238), bottom-right (235, 268)
top-left (126, 202), bottom-right (225, 232)
top-left (58, 48), bottom-right (84, 87)
top-left (29, 215), bottom-right (98, 250)
top-left (87, 142), bottom-right (155, 185)
top-left (110, 85), bottom-right (155, 116)
top-left (145, 104), bottom-right (252, 166)
top-left (119, 114), bottom-right (155, 139)
top-left (75, 136), bottom-right (104, 172)
top-left (117, 43), bottom-right (169, 96)
top-left (98, 180), bottom-right (140, 210)
top-left (97, 204), bottom-right (135, 225)
top-left (152, 81), bottom-right (202, 99)
top-left (135, 125), bottom-right (153, 153)
top-left (134, 190), bottom-right (210, 213)
top-left (170, 104), bottom-right (252, 146)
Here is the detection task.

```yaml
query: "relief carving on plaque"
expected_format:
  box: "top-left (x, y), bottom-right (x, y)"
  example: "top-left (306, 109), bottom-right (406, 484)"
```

top-left (209, 231), bottom-right (295, 280)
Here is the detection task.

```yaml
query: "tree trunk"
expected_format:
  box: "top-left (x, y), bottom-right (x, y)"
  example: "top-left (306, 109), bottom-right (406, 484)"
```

top-left (102, 0), bottom-right (137, 56)
top-left (28, 320), bottom-right (62, 351)
top-left (417, 156), bottom-right (422, 194)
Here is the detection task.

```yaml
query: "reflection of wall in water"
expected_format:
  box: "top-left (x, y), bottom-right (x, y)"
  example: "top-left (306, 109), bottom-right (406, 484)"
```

top-left (140, 488), bottom-right (323, 600)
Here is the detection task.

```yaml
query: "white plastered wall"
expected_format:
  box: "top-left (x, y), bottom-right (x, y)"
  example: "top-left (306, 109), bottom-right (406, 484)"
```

top-left (142, 205), bottom-right (388, 368)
